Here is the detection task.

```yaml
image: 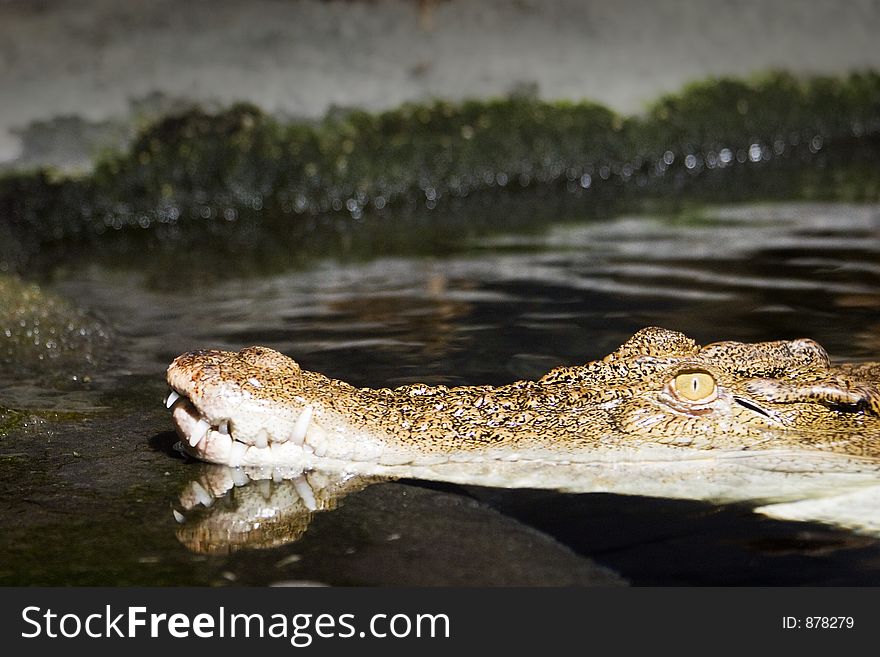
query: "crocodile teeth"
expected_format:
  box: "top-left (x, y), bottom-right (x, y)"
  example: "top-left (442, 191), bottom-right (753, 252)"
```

top-left (190, 419), bottom-right (211, 447)
top-left (228, 441), bottom-right (249, 468)
top-left (291, 405), bottom-right (313, 445)
top-left (217, 420), bottom-right (229, 435)
top-left (231, 468), bottom-right (250, 487)
top-left (292, 476), bottom-right (317, 511)
top-left (172, 509), bottom-right (186, 524)
top-left (165, 390), bottom-right (181, 408)
top-left (257, 479), bottom-right (272, 500)
top-left (191, 481), bottom-right (213, 507)
top-left (306, 423), bottom-right (328, 457)
top-left (254, 430), bottom-right (268, 449)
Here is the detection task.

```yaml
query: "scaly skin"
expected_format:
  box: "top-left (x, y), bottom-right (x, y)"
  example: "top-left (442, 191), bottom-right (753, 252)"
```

top-left (165, 327), bottom-right (880, 524)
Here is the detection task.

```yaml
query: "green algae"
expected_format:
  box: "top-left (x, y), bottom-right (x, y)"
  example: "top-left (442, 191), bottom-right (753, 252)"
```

top-left (636, 71), bottom-right (880, 153)
top-left (0, 273), bottom-right (113, 372)
top-left (2, 71), bottom-right (880, 277)
top-left (0, 407), bottom-right (25, 436)
top-left (0, 274), bottom-right (113, 424)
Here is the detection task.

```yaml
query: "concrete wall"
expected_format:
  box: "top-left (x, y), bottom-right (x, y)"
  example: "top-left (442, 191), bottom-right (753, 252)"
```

top-left (3, 0), bottom-right (880, 167)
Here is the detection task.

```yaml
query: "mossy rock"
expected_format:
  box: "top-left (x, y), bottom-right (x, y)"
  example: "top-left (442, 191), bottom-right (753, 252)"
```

top-left (2, 71), bottom-right (880, 276)
top-left (0, 274), bottom-right (112, 373)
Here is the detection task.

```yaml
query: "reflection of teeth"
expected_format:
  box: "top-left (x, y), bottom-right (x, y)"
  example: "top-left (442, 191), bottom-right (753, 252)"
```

top-left (172, 509), bottom-right (186, 524)
top-left (291, 405), bottom-right (313, 445)
top-left (257, 479), bottom-right (272, 500)
top-left (293, 476), bottom-right (317, 511)
top-left (229, 441), bottom-right (248, 467)
top-left (218, 421), bottom-right (229, 435)
top-left (165, 390), bottom-right (181, 408)
top-left (190, 419), bottom-right (210, 447)
top-left (191, 482), bottom-right (213, 507)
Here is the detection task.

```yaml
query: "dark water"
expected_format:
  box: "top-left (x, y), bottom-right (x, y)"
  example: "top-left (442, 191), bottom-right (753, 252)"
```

top-left (2, 201), bottom-right (880, 585)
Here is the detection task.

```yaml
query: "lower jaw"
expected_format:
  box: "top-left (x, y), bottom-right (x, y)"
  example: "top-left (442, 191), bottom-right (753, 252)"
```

top-left (177, 430), bottom-right (313, 468)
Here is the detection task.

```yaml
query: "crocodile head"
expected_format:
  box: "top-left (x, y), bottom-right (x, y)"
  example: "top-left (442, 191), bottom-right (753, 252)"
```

top-left (164, 328), bottom-right (880, 507)
top-left (536, 326), bottom-right (880, 454)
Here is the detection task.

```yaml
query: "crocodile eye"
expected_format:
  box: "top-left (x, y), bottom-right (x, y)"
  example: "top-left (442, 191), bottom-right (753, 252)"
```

top-left (672, 371), bottom-right (717, 402)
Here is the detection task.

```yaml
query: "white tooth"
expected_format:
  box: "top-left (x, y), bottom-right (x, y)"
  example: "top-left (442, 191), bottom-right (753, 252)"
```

top-left (229, 441), bottom-right (248, 467)
top-left (165, 390), bottom-right (181, 408)
top-left (218, 420), bottom-right (229, 435)
top-left (257, 479), bottom-right (272, 500)
top-left (191, 482), bottom-right (213, 507)
top-left (189, 418), bottom-right (210, 447)
top-left (212, 432), bottom-right (233, 462)
top-left (231, 469), bottom-right (250, 487)
top-left (291, 405), bottom-right (313, 445)
top-left (216, 470), bottom-right (236, 493)
top-left (292, 476), bottom-right (317, 511)
top-left (254, 430), bottom-right (268, 449)
top-left (305, 424), bottom-right (327, 456)
top-left (172, 509), bottom-right (186, 524)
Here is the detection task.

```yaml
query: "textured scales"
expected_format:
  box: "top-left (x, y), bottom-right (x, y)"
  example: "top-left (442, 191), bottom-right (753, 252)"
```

top-left (165, 327), bottom-right (880, 532)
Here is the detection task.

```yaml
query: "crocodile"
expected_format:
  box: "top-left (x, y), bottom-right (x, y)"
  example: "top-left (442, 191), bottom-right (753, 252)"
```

top-left (165, 327), bottom-right (880, 531)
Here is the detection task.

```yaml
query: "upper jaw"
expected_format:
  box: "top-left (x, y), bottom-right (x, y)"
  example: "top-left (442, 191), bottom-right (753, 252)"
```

top-left (170, 395), bottom-right (238, 464)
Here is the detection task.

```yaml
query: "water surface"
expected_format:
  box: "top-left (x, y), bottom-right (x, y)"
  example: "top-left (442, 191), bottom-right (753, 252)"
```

top-left (2, 201), bottom-right (880, 585)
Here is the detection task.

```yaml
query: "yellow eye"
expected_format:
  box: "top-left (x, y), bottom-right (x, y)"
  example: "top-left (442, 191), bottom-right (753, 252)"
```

top-left (673, 371), bottom-right (717, 401)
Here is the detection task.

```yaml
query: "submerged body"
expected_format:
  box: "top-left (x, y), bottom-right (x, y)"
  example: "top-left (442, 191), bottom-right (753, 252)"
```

top-left (165, 327), bottom-right (880, 532)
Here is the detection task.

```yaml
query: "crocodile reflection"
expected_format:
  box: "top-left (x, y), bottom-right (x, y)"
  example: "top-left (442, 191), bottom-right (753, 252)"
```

top-left (172, 464), bottom-right (880, 557)
top-left (173, 465), bottom-right (375, 554)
